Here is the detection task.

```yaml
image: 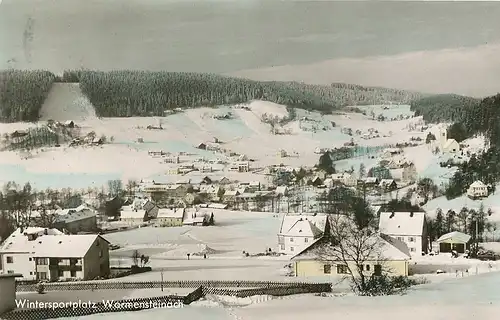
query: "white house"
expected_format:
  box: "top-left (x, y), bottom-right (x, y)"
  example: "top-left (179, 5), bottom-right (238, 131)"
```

top-left (442, 139), bottom-right (460, 154)
top-left (330, 172), bottom-right (357, 187)
top-left (120, 208), bottom-right (147, 225)
top-left (0, 229), bottom-right (109, 282)
top-left (378, 211), bottom-right (428, 256)
top-left (155, 208), bottom-right (185, 227)
top-left (0, 228), bottom-right (64, 280)
top-left (277, 215), bottom-right (326, 255)
top-left (467, 180), bottom-right (489, 199)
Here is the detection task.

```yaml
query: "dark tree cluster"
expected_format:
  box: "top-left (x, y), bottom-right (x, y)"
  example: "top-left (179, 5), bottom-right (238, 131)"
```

top-left (69, 71), bottom-right (425, 117)
top-left (0, 70), bottom-right (56, 122)
top-left (445, 148), bottom-right (500, 199)
top-left (410, 94), bottom-right (480, 123)
top-left (428, 205), bottom-right (495, 245)
top-left (0, 69), bottom-right (426, 121)
top-left (446, 122), bottom-right (471, 143)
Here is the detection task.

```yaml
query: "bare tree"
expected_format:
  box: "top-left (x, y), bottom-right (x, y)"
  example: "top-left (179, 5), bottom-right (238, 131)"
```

top-left (38, 200), bottom-right (59, 229)
top-left (125, 179), bottom-right (138, 197)
top-left (319, 215), bottom-right (386, 294)
top-left (132, 250), bottom-right (141, 267)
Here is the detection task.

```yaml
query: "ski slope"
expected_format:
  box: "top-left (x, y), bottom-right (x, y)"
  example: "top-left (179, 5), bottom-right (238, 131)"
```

top-left (39, 83), bottom-right (97, 122)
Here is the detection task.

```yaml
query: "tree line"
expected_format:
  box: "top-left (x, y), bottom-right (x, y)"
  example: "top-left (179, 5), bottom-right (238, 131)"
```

top-left (0, 70), bottom-right (56, 122)
top-left (0, 179), bottom-right (135, 242)
top-left (410, 94), bottom-right (481, 124)
top-left (427, 205), bottom-right (496, 244)
top-left (0, 69), bottom-right (425, 122)
top-left (445, 147), bottom-right (500, 199)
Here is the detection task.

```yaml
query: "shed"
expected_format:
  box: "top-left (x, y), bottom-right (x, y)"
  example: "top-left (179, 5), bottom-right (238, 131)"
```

top-left (436, 231), bottom-right (472, 254)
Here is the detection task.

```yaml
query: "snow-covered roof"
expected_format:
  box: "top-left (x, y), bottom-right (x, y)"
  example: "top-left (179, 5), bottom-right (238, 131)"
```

top-left (443, 139), bottom-right (459, 149)
top-left (291, 233), bottom-right (410, 261)
top-left (199, 185), bottom-right (220, 194)
top-left (378, 211), bottom-right (426, 236)
top-left (33, 235), bottom-right (107, 258)
top-left (279, 215), bottom-right (326, 236)
top-left (287, 218), bottom-right (323, 237)
top-left (157, 208), bottom-right (184, 219)
top-left (0, 227), bottom-right (64, 253)
top-left (183, 216), bottom-right (206, 224)
top-left (379, 179), bottom-right (395, 186)
top-left (469, 180), bottom-right (486, 188)
top-left (275, 186), bottom-right (288, 195)
top-left (120, 209), bottom-right (146, 219)
top-left (331, 172), bottom-right (353, 179)
top-left (437, 231), bottom-right (471, 244)
top-left (224, 190), bottom-right (239, 196)
top-left (55, 205), bottom-right (97, 224)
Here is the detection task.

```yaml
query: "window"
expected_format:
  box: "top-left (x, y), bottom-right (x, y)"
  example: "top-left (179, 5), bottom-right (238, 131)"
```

top-left (37, 258), bottom-right (48, 265)
top-left (37, 272), bottom-right (47, 280)
top-left (323, 264), bottom-right (331, 274)
top-left (6, 256), bottom-right (13, 263)
top-left (30, 272), bottom-right (33, 275)
top-left (290, 238), bottom-right (294, 242)
top-left (365, 264), bottom-right (371, 271)
top-left (99, 250), bottom-right (103, 258)
top-left (58, 270), bottom-right (64, 277)
top-left (96, 241), bottom-right (100, 247)
top-left (70, 259), bottom-right (78, 265)
top-left (7, 270), bottom-right (14, 274)
top-left (410, 247), bottom-right (416, 252)
top-left (336, 265), bottom-right (349, 274)
top-left (408, 237), bottom-right (415, 242)
top-left (280, 244), bottom-right (285, 250)
top-left (29, 257), bottom-right (32, 261)
top-left (397, 237), bottom-right (403, 241)
top-left (290, 247), bottom-right (294, 252)
top-left (71, 270), bottom-right (76, 277)
top-left (304, 238), bottom-right (309, 243)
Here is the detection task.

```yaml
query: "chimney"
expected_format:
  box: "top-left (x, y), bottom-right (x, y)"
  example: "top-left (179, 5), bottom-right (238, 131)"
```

top-left (44, 229), bottom-right (48, 235)
top-left (389, 212), bottom-right (395, 219)
top-left (410, 212), bottom-right (414, 217)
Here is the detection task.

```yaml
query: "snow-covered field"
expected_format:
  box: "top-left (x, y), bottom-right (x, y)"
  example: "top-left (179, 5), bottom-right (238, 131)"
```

top-left (59, 270), bottom-right (500, 320)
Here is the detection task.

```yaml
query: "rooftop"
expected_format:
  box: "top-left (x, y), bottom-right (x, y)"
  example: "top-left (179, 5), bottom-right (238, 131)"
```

top-left (378, 211), bottom-right (426, 236)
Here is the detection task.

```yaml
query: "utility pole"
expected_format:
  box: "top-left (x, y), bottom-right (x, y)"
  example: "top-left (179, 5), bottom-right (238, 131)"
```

top-left (475, 219), bottom-right (479, 255)
top-left (160, 269), bottom-right (164, 292)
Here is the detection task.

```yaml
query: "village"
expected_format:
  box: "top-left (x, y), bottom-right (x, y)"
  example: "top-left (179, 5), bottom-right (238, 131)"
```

top-left (0, 99), bottom-right (499, 320)
top-left (0, 116), bottom-right (498, 288)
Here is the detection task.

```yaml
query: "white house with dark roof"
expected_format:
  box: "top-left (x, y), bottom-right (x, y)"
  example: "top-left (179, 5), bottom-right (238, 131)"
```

top-left (378, 211), bottom-right (428, 256)
top-left (277, 215), bottom-right (326, 255)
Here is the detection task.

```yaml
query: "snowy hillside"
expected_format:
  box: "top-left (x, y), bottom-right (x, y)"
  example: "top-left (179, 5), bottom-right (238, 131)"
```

top-left (0, 85), bottom-right (426, 189)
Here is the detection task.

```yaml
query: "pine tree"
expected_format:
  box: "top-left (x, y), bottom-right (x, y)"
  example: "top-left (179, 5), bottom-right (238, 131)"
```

top-left (434, 208), bottom-right (445, 237)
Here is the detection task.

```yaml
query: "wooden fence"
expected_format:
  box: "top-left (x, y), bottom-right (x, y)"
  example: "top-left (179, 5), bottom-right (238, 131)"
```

top-left (16, 280), bottom-right (327, 292)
